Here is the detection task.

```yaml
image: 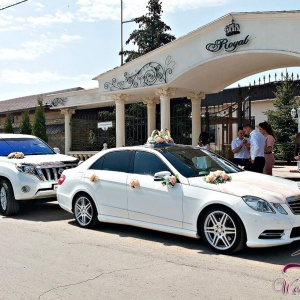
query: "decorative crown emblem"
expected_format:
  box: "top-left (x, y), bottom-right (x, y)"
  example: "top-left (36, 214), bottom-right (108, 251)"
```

top-left (224, 19), bottom-right (240, 36)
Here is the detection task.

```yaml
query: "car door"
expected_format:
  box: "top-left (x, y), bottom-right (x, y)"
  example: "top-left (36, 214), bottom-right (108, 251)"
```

top-left (86, 150), bottom-right (133, 219)
top-left (128, 150), bottom-right (183, 228)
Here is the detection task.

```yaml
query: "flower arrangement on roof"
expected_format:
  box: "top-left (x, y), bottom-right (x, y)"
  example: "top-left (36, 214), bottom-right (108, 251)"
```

top-left (7, 152), bottom-right (25, 159)
top-left (160, 174), bottom-right (179, 188)
top-left (147, 129), bottom-right (174, 146)
top-left (203, 170), bottom-right (231, 184)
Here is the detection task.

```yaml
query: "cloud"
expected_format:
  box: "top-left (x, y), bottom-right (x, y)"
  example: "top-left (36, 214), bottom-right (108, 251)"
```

top-left (0, 0), bottom-right (232, 31)
top-left (0, 69), bottom-right (95, 85)
top-left (76, 0), bottom-right (232, 21)
top-left (0, 34), bottom-right (82, 60)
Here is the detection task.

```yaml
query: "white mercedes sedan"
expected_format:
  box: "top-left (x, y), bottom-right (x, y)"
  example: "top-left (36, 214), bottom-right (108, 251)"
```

top-left (56, 144), bottom-right (300, 254)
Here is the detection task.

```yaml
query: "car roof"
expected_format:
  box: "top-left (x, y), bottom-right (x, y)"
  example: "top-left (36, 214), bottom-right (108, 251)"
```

top-left (107, 144), bottom-right (193, 152)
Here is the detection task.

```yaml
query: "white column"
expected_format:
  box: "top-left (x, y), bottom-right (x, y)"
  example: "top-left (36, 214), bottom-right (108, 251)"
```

top-left (143, 97), bottom-right (160, 136)
top-left (112, 94), bottom-right (128, 147)
top-left (187, 92), bottom-right (206, 146)
top-left (155, 88), bottom-right (175, 130)
top-left (60, 108), bottom-right (76, 154)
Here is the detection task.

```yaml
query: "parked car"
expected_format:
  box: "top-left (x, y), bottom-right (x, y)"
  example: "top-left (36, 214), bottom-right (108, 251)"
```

top-left (56, 144), bottom-right (300, 254)
top-left (0, 134), bottom-right (79, 216)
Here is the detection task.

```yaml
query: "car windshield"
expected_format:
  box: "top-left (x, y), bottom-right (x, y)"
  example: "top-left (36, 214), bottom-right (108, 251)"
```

top-left (161, 147), bottom-right (241, 178)
top-left (0, 138), bottom-right (55, 156)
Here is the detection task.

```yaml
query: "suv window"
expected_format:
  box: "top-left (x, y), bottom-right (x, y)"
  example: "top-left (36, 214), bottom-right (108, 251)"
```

top-left (0, 138), bottom-right (54, 156)
top-left (101, 151), bottom-right (132, 173)
top-left (133, 151), bottom-right (169, 176)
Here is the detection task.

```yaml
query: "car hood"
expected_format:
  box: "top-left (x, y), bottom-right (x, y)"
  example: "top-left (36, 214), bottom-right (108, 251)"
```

top-left (188, 171), bottom-right (300, 204)
top-left (2, 154), bottom-right (78, 164)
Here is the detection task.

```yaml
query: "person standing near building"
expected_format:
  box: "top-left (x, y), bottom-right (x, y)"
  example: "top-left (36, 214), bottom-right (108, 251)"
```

top-left (294, 132), bottom-right (300, 171)
top-left (196, 132), bottom-right (211, 150)
top-left (243, 123), bottom-right (266, 173)
top-left (258, 121), bottom-right (276, 175)
top-left (231, 126), bottom-right (250, 170)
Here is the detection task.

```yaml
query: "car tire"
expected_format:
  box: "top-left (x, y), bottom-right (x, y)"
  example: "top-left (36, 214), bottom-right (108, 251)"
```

top-left (73, 194), bottom-right (98, 228)
top-left (0, 179), bottom-right (19, 216)
top-left (200, 206), bottom-right (246, 254)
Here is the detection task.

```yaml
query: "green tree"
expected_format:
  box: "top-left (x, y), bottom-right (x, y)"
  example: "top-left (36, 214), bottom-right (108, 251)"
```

top-left (19, 110), bottom-right (32, 135)
top-left (265, 78), bottom-right (298, 162)
top-left (3, 113), bottom-right (14, 133)
top-left (32, 97), bottom-right (48, 142)
top-left (121, 0), bottom-right (176, 63)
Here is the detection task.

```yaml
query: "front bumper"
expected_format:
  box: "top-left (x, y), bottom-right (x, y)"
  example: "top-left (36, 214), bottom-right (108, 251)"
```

top-left (12, 173), bottom-right (58, 200)
top-left (238, 202), bottom-right (300, 248)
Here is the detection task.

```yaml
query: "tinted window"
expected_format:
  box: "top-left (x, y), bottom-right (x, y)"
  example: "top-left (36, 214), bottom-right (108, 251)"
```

top-left (89, 156), bottom-right (104, 170)
top-left (161, 147), bottom-right (241, 178)
top-left (0, 138), bottom-right (54, 156)
top-left (134, 151), bottom-right (169, 176)
top-left (101, 151), bottom-right (132, 173)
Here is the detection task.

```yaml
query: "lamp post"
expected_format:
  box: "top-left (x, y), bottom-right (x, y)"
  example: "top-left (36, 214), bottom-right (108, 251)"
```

top-left (291, 107), bottom-right (300, 132)
top-left (120, 0), bottom-right (140, 65)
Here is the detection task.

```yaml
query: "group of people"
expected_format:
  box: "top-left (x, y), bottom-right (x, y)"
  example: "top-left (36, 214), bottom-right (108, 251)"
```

top-left (196, 122), bottom-right (276, 175)
top-left (232, 122), bottom-right (275, 175)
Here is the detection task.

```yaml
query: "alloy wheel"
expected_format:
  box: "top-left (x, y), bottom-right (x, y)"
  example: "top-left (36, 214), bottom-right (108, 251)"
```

top-left (203, 210), bottom-right (237, 251)
top-left (0, 187), bottom-right (7, 211)
top-left (74, 196), bottom-right (94, 227)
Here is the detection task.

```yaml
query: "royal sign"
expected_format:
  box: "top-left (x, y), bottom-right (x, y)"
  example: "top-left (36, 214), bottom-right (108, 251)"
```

top-left (206, 20), bottom-right (250, 53)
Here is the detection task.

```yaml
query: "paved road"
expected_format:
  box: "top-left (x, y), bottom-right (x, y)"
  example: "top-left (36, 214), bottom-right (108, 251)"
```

top-left (0, 201), bottom-right (300, 300)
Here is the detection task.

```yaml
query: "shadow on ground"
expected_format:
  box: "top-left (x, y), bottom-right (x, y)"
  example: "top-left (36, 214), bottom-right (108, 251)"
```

top-left (8, 200), bottom-right (73, 222)
top-left (68, 219), bottom-right (300, 266)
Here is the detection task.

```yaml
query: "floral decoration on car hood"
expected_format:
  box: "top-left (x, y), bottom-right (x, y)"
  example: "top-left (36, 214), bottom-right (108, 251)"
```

top-left (203, 170), bottom-right (231, 184)
top-left (7, 152), bottom-right (25, 159)
top-left (189, 171), bottom-right (300, 204)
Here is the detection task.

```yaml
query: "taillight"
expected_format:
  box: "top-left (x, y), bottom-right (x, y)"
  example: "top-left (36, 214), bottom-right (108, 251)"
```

top-left (58, 174), bottom-right (66, 185)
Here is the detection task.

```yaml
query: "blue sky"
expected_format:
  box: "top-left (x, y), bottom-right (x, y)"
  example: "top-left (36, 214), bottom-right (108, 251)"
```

top-left (0, 0), bottom-right (299, 101)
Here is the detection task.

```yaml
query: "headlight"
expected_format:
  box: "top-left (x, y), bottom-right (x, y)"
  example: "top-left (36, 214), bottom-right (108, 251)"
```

top-left (16, 163), bottom-right (36, 175)
top-left (272, 203), bottom-right (288, 215)
top-left (242, 196), bottom-right (275, 213)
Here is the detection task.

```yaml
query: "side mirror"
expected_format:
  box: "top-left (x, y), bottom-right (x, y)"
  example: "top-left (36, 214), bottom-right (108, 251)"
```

top-left (154, 171), bottom-right (171, 181)
top-left (53, 147), bottom-right (60, 154)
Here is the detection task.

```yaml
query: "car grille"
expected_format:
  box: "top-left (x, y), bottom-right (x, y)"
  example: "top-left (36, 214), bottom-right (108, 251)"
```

top-left (35, 161), bottom-right (78, 181)
top-left (286, 196), bottom-right (300, 215)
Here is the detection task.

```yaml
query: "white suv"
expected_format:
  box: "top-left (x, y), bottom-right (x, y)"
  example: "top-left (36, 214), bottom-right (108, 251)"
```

top-left (0, 134), bottom-right (79, 216)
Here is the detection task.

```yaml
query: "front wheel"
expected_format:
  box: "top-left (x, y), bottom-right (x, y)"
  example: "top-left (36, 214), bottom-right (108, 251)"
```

top-left (0, 179), bottom-right (19, 216)
top-left (200, 206), bottom-right (246, 254)
top-left (73, 194), bottom-right (98, 228)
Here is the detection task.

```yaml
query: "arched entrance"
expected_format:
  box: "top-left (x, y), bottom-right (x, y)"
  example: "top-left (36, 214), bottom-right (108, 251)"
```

top-left (46, 10), bottom-right (300, 152)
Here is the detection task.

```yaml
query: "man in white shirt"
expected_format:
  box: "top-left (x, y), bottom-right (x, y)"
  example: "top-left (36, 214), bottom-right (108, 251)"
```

top-left (231, 126), bottom-right (250, 170)
top-left (243, 123), bottom-right (266, 173)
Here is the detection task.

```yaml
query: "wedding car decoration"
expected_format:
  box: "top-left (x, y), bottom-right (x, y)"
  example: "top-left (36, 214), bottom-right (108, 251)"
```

top-left (129, 179), bottom-right (140, 188)
top-left (7, 152), bottom-right (25, 159)
top-left (161, 174), bottom-right (179, 187)
top-left (203, 170), bottom-right (232, 184)
top-left (89, 174), bottom-right (99, 182)
top-left (147, 129), bottom-right (174, 146)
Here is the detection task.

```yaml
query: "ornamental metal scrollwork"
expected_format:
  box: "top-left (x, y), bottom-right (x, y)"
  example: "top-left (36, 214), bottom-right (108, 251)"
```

top-left (104, 56), bottom-right (175, 91)
top-left (50, 97), bottom-right (67, 107)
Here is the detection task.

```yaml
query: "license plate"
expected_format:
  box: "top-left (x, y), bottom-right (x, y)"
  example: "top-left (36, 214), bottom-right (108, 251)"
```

top-left (53, 184), bottom-right (58, 191)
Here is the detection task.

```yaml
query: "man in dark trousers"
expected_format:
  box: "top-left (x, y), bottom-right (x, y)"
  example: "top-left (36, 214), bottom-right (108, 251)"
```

top-left (231, 126), bottom-right (250, 170)
top-left (243, 123), bottom-right (266, 173)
